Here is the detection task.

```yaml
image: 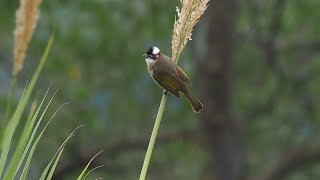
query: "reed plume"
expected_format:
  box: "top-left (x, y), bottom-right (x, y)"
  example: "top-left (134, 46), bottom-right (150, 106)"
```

top-left (13, 0), bottom-right (42, 76)
top-left (139, 0), bottom-right (209, 180)
top-left (171, 0), bottom-right (209, 62)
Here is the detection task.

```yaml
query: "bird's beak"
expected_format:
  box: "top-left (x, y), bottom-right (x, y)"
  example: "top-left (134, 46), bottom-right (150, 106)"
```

top-left (143, 54), bottom-right (149, 58)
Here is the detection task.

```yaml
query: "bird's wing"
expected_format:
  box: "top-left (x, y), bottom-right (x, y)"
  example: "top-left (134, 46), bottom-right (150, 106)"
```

top-left (152, 72), bottom-right (181, 97)
top-left (176, 65), bottom-right (191, 84)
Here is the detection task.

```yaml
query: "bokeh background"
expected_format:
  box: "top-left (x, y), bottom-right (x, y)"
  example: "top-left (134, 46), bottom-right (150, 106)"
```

top-left (1, 0), bottom-right (320, 179)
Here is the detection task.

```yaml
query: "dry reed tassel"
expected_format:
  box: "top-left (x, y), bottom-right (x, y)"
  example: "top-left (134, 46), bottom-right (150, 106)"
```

top-left (13, 0), bottom-right (42, 76)
top-left (1, 0), bottom-right (43, 149)
top-left (172, 0), bottom-right (209, 63)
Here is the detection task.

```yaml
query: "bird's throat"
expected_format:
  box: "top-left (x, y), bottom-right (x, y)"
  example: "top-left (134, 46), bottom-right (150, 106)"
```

top-left (145, 58), bottom-right (156, 72)
top-left (145, 58), bottom-right (154, 65)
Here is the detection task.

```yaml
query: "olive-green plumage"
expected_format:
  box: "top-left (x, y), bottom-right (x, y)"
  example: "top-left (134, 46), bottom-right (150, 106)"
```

top-left (144, 47), bottom-right (203, 112)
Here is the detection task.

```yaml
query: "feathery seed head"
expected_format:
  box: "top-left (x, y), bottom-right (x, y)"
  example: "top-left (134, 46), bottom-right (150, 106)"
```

top-left (13, 0), bottom-right (42, 76)
top-left (171, 0), bottom-right (209, 63)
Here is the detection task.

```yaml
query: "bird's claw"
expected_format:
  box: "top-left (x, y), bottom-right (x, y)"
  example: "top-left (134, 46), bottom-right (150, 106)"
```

top-left (162, 89), bottom-right (170, 96)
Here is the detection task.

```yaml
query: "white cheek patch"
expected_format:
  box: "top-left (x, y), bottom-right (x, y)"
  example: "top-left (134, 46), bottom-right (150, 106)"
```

top-left (145, 58), bottom-right (154, 64)
top-left (152, 47), bottom-right (160, 55)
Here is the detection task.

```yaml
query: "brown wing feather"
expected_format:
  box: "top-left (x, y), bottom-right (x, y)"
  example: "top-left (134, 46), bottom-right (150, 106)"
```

top-left (152, 73), bottom-right (180, 98)
top-left (176, 65), bottom-right (191, 84)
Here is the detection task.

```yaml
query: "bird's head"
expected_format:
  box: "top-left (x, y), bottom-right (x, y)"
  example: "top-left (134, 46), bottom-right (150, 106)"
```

top-left (143, 46), bottom-right (161, 63)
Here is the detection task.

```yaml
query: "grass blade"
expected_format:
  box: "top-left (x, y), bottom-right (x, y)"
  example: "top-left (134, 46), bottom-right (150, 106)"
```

top-left (38, 134), bottom-right (74, 180)
top-left (0, 76), bottom-right (17, 149)
top-left (20, 101), bottom-right (68, 180)
top-left (81, 165), bottom-right (104, 180)
top-left (0, 82), bottom-right (27, 178)
top-left (77, 150), bottom-right (104, 180)
top-left (3, 84), bottom-right (52, 180)
top-left (39, 125), bottom-right (83, 180)
top-left (46, 146), bottom-right (65, 180)
top-left (0, 35), bottom-right (54, 178)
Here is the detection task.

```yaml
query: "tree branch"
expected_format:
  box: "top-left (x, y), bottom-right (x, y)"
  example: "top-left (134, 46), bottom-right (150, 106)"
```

top-left (263, 0), bottom-right (287, 70)
top-left (250, 144), bottom-right (320, 180)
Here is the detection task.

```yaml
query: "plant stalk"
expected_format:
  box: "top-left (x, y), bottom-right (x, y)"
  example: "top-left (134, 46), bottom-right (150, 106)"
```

top-left (4, 75), bottom-right (17, 121)
top-left (0, 75), bottom-right (18, 150)
top-left (139, 94), bottom-right (168, 180)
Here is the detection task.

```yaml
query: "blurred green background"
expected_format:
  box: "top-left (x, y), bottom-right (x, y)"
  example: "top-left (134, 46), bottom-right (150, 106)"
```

top-left (1, 0), bottom-right (320, 179)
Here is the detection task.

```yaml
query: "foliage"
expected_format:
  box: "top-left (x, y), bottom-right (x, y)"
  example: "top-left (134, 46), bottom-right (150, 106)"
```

top-left (0, 0), bottom-right (319, 179)
top-left (0, 35), bottom-right (101, 179)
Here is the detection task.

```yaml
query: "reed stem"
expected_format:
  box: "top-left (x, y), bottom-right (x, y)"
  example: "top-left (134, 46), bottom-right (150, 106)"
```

top-left (0, 76), bottom-right (18, 150)
top-left (139, 95), bottom-right (168, 180)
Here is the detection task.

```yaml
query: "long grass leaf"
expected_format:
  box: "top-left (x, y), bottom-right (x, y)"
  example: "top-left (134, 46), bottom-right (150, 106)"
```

top-left (20, 101), bottom-right (68, 180)
top-left (3, 84), bottom-right (52, 180)
top-left (46, 146), bottom-right (65, 180)
top-left (81, 165), bottom-right (104, 180)
top-left (77, 150), bottom-right (104, 180)
top-left (0, 35), bottom-right (54, 178)
top-left (27, 96), bottom-right (39, 121)
top-left (2, 97), bottom-right (38, 180)
top-left (4, 76), bottom-right (17, 123)
top-left (0, 76), bottom-right (17, 149)
top-left (39, 125), bottom-right (83, 180)
top-left (38, 134), bottom-right (74, 180)
top-left (0, 82), bottom-right (27, 178)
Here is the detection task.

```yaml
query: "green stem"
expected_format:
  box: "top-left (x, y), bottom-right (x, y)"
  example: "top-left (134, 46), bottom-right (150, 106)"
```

top-left (0, 75), bottom-right (17, 149)
top-left (5, 75), bottom-right (17, 122)
top-left (139, 94), bottom-right (168, 180)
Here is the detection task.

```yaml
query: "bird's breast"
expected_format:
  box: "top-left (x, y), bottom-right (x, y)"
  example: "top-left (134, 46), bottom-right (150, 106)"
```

top-left (145, 58), bottom-right (155, 73)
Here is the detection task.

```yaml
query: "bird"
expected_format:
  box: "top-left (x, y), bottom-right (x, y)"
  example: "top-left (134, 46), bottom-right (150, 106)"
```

top-left (143, 46), bottom-right (203, 112)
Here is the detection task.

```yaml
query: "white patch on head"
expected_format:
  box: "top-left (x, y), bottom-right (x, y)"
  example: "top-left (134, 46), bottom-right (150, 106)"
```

top-left (145, 57), bottom-right (154, 65)
top-left (152, 47), bottom-right (160, 55)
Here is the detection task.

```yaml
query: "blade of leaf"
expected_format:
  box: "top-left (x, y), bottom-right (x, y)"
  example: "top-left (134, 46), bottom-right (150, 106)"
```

top-left (0, 35), bottom-right (54, 178)
top-left (77, 150), bottom-right (104, 180)
top-left (38, 125), bottom-right (83, 180)
top-left (3, 84), bottom-right (52, 180)
top-left (81, 165), bottom-right (104, 180)
top-left (45, 146), bottom-right (65, 180)
top-left (27, 95), bottom-right (39, 124)
top-left (2, 97), bottom-right (38, 180)
top-left (0, 82), bottom-right (27, 178)
top-left (20, 101), bottom-right (69, 180)
top-left (38, 134), bottom-right (74, 180)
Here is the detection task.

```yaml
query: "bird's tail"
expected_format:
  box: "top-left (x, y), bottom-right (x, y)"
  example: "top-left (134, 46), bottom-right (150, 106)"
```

top-left (183, 88), bottom-right (203, 113)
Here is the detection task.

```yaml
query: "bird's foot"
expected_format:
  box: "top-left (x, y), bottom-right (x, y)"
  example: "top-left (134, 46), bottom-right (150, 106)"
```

top-left (162, 89), bottom-right (170, 96)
